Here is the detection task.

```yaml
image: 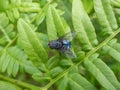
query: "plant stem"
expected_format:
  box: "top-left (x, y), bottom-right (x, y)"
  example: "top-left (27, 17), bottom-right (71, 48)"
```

top-left (44, 28), bottom-right (120, 89)
top-left (0, 26), bottom-right (11, 42)
top-left (0, 74), bottom-right (41, 90)
top-left (0, 35), bottom-right (18, 56)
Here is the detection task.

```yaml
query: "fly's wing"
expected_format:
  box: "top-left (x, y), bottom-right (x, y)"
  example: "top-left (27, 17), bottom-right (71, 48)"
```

top-left (64, 48), bottom-right (76, 58)
top-left (58, 31), bottom-right (77, 58)
top-left (59, 47), bottom-right (76, 58)
top-left (58, 31), bottom-right (76, 41)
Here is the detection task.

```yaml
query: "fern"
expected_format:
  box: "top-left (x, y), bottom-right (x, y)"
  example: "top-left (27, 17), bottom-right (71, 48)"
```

top-left (0, 81), bottom-right (22, 90)
top-left (0, 0), bottom-right (120, 90)
top-left (0, 46), bottom-right (40, 77)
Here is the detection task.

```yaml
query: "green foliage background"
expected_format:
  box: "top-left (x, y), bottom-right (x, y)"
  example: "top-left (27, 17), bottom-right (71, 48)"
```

top-left (0, 0), bottom-right (120, 90)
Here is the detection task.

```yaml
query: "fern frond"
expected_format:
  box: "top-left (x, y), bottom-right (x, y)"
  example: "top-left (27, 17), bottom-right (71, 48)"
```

top-left (93, 0), bottom-right (118, 35)
top-left (0, 13), bottom-right (15, 46)
top-left (100, 38), bottom-right (120, 62)
top-left (17, 19), bottom-right (48, 67)
top-left (72, 0), bottom-right (98, 50)
top-left (0, 0), bottom-right (120, 90)
top-left (84, 54), bottom-right (120, 90)
top-left (46, 5), bottom-right (58, 40)
top-left (68, 73), bottom-right (97, 90)
top-left (0, 46), bottom-right (40, 77)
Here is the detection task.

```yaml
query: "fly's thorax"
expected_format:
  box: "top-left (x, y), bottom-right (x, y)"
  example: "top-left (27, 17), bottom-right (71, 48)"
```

top-left (56, 41), bottom-right (62, 49)
top-left (62, 39), bottom-right (71, 48)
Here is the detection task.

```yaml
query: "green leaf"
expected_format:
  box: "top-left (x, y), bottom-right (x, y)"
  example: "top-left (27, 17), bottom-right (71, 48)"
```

top-left (60, 59), bottom-right (73, 67)
top-left (0, 46), bottom-right (3, 52)
top-left (1, 55), bottom-right (10, 72)
top-left (106, 45), bottom-right (120, 62)
top-left (7, 57), bottom-right (15, 76)
top-left (12, 61), bottom-right (19, 77)
top-left (46, 54), bottom-right (59, 69)
top-left (17, 19), bottom-right (48, 67)
top-left (46, 5), bottom-right (58, 40)
top-left (82, 0), bottom-right (94, 14)
top-left (93, 0), bottom-right (118, 35)
top-left (6, 10), bottom-right (15, 23)
top-left (5, 24), bottom-right (14, 34)
top-left (38, 63), bottom-right (48, 72)
top-left (0, 26), bottom-right (11, 43)
top-left (111, 0), bottom-right (120, 8)
top-left (84, 57), bottom-right (120, 90)
top-left (50, 5), bottom-right (66, 36)
top-left (58, 76), bottom-right (68, 90)
top-left (37, 32), bottom-right (49, 50)
top-left (69, 79), bottom-right (85, 90)
top-left (0, 0), bottom-right (9, 12)
top-left (24, 61), bottom-right (41, 75)
top-left (108, 39), bottom-right (120, 52)
top-left (0, 0), bottom-right (120, 89)
top-left (0, 13), bottom-right (15, 46)
top-left (72, 0), bottom-right (98, 50)
top-left (0, 13), bottom-right (9, 28)
top-left (69, 73), bottom-right (97, 90)
top-left (102, 40), bottom-right (120, 62)
top-left (68, 66), bottom-right (78, 74)
top-left (12, 8), bottom-right (20, 19)
top-left (32, 73), bottom-right (51, 82)
top-left (46, 5), bottom-right (71, 40)
top-left (35, 10), bottom-right (45, 26)
top-left (0, 81), bottom-right (22, 90)
top-left (0, 53), bottom-right (7, 72)
top-left (0, 46), bottom-right (40, 76)
top-left (18, 2), bottom-right (40, 13)
top-left (50, 67), bottom-right (63, 78)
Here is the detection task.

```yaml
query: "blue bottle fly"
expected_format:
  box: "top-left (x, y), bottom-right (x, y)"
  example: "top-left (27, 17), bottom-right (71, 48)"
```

top-left (48, 31), bottom-right (76, 58)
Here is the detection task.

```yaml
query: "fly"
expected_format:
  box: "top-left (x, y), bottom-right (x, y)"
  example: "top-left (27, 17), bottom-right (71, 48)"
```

top-left (48, 31), bottom-right (76, 58)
